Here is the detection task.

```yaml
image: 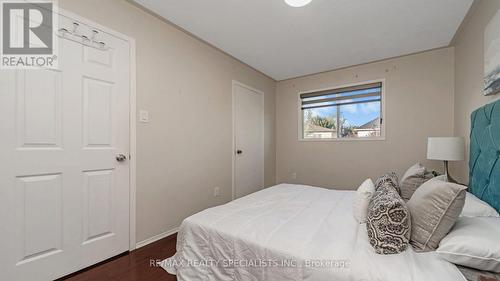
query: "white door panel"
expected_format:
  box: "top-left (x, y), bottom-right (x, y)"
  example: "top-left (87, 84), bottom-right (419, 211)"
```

top-left (233, 83), bottom-right (264, 199)
top-left (15, 173), bottom-right (63, 264)
top-left (0, 12), bottom-right (131, 281)
top-left (17, 69), bottom-right (62, 147)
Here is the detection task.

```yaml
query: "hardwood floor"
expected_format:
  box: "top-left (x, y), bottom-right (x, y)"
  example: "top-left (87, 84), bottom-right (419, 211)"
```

top-left (58, 234), bottom-right (178, 281)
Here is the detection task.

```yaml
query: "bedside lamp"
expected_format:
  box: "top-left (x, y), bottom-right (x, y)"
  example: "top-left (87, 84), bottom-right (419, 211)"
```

top-left (427, 137), bottom-right (465, 183)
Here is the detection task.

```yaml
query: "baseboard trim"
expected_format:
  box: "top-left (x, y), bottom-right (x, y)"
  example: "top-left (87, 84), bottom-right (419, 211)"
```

top-left (135, 227), bottom-right (179, 249)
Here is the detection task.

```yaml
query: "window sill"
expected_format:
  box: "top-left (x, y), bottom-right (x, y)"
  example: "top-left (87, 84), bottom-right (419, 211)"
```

top-left (298, 137), bottom-right (386, 142)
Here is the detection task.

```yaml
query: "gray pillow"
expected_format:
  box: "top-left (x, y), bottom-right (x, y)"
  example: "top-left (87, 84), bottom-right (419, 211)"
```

top-left (366, 184), bottom-right (411, 255)
top-left (407, 178), bottom-right (467, 252)
top-left (374, 172), bottom-right (400, 194)
top-left (400, 171), bottom-right (434, 201)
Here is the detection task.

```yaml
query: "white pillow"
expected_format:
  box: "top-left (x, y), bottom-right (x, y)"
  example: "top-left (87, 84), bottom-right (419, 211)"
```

top-left (437, 217), bottom-right (500, 272)
top-left (353, 179), bottom-right (375, 223)
top-left (461, 192), bottom-right (499, 218)
top-left (400, 163), bottom-right (426, 185)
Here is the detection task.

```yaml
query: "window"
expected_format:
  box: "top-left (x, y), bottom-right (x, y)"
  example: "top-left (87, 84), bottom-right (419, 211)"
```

top-left (300, 81), bottom-right (383, 140)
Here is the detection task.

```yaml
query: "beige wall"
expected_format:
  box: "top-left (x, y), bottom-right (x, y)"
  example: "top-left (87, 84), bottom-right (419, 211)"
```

top-left (452, 0), bottom-right (500, 183)
top-left (59, 0), bottom-right (276, 243)
top-left (276, 48), bottom-right (455, 189)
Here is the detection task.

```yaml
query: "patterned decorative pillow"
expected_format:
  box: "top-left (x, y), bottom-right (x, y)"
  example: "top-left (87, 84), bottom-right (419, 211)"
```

top-left (375, 172), bottom-right (400, 194)
top-left (400, 171), bottom-right (434, 201)
top-left (366, 185), bottom-right (411, 255)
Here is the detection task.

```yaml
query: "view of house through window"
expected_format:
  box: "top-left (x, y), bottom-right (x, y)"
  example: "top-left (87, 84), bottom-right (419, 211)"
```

top-left (301, 82), bottom-right (383, 139)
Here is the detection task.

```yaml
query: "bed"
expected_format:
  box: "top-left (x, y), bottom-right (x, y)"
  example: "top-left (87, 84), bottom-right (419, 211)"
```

top-left (161, 184), bottom-right (465, 280)
top-left (161, 99), bottom-right (500, 281)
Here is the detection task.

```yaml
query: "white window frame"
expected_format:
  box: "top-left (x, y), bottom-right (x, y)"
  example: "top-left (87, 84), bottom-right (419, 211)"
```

top-left (297, 79), bottom-right (386, 142)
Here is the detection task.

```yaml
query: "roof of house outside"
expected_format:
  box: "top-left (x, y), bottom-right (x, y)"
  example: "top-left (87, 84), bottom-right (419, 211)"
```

top-left (356, 118), bottom-right (380, 130)
top-left (305, 124), bottom-right (336, 133)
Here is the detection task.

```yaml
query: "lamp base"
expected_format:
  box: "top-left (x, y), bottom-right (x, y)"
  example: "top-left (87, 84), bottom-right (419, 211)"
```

top-left (443, 160), bottom-right (458, 183)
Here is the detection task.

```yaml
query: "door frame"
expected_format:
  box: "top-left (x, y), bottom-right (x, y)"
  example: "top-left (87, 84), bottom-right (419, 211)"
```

top-left (58, 9), bottom-right (138, 250)
top-left (231, 80), bottom-right (265, 200)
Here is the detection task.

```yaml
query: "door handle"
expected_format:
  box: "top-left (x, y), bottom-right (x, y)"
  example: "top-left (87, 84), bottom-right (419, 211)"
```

top-left (116, 154), bottom-right (127, 162)
top-left (236, 150), bottom-right (243, 155)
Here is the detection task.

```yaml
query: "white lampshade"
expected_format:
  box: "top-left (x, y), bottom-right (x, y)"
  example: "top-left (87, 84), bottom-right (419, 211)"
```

top-left (427, 137), bottom-right (465, 161)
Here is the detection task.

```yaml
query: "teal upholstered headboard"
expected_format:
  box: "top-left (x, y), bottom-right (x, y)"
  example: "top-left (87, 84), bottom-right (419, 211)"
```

top-left (469, 99), bottom-right (500, 212)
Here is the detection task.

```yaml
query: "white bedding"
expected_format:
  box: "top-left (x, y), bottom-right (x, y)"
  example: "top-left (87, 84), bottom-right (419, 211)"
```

top-left (161, 184), bottom-right (466, 281)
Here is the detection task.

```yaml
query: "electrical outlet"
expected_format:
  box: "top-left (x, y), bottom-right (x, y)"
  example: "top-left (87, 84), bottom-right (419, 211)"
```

top-left (291, 173), bottom-right (297, 180)
top-left (214, 186), bottom-right (220, 197)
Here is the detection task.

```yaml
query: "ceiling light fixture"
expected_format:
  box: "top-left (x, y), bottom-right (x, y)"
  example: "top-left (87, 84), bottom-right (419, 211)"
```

top-left (284, 0), bottom-right (312, 8)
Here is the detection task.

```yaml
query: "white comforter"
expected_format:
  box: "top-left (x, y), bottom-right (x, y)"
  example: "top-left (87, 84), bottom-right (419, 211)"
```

top-left (161, 184), bottom-right (466, 281)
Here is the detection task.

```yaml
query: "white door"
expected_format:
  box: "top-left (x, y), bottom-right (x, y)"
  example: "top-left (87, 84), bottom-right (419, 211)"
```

top-left (0, 12), bottom-right (131, 281)
top-left (233, 82), bottom-right (264, 199)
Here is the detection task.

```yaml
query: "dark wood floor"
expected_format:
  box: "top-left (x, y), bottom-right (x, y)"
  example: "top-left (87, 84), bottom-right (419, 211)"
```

top-left (50, 232), bottom-right (500, 281)
top-left (59, 234), bottom-right (178, 281)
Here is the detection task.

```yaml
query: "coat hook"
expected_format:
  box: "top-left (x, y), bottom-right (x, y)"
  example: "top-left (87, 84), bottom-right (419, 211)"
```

top-left (72, 22), bottom-right (80, 34)
top-left (91, 29), bottom-right (99, 41)
top-left (58, 28), bottom-right (68, 35)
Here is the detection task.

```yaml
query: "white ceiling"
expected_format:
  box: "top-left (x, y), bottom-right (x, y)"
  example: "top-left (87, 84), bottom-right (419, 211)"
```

top-left (134, 0), bottom-right (473, 81)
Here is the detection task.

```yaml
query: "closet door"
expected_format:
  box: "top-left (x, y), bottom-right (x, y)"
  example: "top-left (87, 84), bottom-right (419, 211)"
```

top-left (232, 82), bottom-right (265, 199)
top-left (0, 12), bottom-right (131, 281)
